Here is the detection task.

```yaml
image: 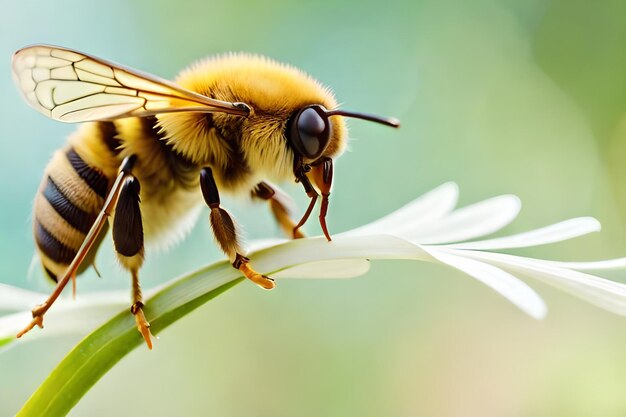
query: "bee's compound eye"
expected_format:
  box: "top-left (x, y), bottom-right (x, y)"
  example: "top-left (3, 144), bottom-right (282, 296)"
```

top-left (288, 105), bottom-right (331, 159)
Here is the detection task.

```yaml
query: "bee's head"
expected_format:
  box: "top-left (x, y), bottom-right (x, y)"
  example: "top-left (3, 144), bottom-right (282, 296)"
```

top-left (287, 104), bottom-right (400, 164)
top-left (287, 104), bottom-right (400, 240)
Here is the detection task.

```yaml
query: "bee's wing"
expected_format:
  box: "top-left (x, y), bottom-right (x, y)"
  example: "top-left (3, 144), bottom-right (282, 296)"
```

top-left (12, 45), bottom-right (250, 123)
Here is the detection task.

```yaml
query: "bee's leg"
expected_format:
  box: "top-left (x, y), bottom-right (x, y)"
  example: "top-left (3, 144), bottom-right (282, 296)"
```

top-left (112, 175), bottom-right (152, 349)
top-left (308, 158), bottom-right (333, 242)
top-left (200, 167), bottom-right (275, 290)
top-left (17, 156), bottom-right (137, 339)
top-left (293, 171), bottom-right (319, 239)
top-left (291, 158), bottom-right (334, 240)
top-left (252, 181), bottom-right (305, 239)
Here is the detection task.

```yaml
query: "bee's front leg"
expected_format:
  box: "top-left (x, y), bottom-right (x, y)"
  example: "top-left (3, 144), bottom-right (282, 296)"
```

top-left (252, 181), bottom-right (305, 239)
top-left (200, 167), bottom-right (275, 290)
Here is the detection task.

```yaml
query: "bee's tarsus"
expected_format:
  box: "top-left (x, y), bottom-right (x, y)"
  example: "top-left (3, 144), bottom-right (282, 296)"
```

top-left (131, 304), bottom-right (153, 350)
top-left (233, 255), bottom-right (275, 289)
top-left (238, 259), bottom-right (276, 290)
top-left (16, 314), bottom-right (44, 339)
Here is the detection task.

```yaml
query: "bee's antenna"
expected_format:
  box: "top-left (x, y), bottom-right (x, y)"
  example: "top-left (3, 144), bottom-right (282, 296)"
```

top-left (326, 109), bottom-right (400, 128)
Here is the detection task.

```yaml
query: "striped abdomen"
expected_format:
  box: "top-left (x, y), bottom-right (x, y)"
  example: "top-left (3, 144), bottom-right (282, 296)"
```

top-left (34, 123), bottom-right (119, 281)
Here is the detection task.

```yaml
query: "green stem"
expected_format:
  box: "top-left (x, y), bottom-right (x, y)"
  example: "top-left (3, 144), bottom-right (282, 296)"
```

top-left (17, 261), bottom-right (242, 417)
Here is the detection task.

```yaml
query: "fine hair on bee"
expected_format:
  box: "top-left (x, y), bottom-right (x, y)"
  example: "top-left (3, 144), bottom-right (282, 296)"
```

top-left (11, 44), bottom-right (400, 348)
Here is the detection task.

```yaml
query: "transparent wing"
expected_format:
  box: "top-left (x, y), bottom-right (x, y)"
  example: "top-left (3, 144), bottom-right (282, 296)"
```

top-left (12, 45), bottom-right (250, 123)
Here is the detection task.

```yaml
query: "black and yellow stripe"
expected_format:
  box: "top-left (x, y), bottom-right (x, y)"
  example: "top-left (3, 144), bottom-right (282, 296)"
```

top-left (34, 122), bottom-right (119, 282)
top-left (65, 148), bottom-right (109, 199)
top-left (34, 221), bottom-right (76, 265)
top-left (42, 176), bottom-right (96, 234)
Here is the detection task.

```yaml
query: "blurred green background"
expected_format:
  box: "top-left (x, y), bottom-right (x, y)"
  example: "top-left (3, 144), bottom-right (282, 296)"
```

top-left (3, 0), bottom-right (626, 415)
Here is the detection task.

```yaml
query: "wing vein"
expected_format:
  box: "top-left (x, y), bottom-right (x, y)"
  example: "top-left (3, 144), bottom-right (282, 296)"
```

top-left (59, 102), bottom-right (144, 119)
top-left (12, 44), bottom-right (250, 123)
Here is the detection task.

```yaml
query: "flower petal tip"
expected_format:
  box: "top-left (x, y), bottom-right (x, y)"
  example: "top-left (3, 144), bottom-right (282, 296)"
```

top-left (583, 216), bottom-right (602, 233)
top-left (529, 304), bottom-right (548, 320)
top-left (507, 194), bottom-right (522, 210)
top-left (440, 181), bottom-right (459, 195)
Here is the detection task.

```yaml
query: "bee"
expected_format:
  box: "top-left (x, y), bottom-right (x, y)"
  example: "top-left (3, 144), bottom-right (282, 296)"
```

top-left (12, 45), bottom-right (399, 349)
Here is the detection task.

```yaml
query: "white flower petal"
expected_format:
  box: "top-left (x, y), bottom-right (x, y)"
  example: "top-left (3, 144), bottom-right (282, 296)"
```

top-left (273, 259), bottom-right (371, 279)
top-left (0, 292), bottom-right (127, 349)
top-left (406, 195), bottom-right (521, 244)
top-left (344, 182), bottom-right (459, 237)
top-left (0, 284), bottom-right (47, 311)
top-left (424, 247), bottom-right (547, 319)
top-left (444, 249), bottom-right (626, 315)
top-left (247, 238), bottom-right (288, 253)
top-left (445, 217), bottom-right (601, 250)
top-left (541, 258), bottom-right (626, 270)
top-left (254, 235), bottom-right (431, 272)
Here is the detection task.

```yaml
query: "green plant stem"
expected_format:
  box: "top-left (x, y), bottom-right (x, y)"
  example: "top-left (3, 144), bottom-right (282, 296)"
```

top-left (17, 261), bottom-right (243, 417)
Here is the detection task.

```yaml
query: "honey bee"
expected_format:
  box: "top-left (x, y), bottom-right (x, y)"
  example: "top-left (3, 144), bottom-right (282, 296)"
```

top-left (12, 45), bottom-right (399, 348)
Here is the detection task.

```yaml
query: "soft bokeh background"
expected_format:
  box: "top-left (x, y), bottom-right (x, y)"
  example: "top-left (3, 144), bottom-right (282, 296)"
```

top-left (3, 0), bottom-right (626, 415)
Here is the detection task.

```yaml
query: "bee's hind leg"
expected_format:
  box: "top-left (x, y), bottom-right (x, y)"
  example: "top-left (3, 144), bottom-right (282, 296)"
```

top-left (252, 181), bottom-right (305, 239)
top-left (112, 174), bottom-right (153, 349)
top-left (17, 156), bottom-right (135, 340)
top-left (200, 168), bottom-right (275, 290)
